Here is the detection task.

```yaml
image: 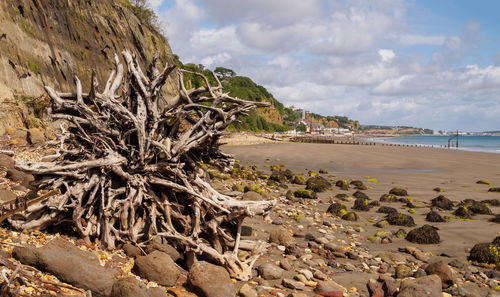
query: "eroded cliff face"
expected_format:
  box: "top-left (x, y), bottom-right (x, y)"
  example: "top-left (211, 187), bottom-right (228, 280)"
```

top-left (0, 0), bottom-right (178, 136)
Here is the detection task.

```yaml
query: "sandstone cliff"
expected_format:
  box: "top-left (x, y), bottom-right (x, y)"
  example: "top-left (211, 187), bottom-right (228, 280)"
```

top-left (0, 0), bottom-right (178, 137)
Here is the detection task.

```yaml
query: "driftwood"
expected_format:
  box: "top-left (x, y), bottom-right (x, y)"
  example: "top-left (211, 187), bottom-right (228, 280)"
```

top-left (11, 51), bottom-right (275, 280)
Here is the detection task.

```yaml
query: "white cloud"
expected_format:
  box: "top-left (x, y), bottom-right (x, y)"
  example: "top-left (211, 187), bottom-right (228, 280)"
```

top-left (378, 49), bottom-right (395, 63)
top-left (159, 0), bottom-right (498, 131)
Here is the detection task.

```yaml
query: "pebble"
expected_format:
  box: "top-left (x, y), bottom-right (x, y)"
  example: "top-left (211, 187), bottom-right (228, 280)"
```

top-left (282, 278), bottom-right (305, 290)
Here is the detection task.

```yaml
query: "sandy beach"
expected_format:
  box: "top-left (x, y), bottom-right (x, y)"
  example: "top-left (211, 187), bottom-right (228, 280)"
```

top-left (222, 141), bottom-right (500, 295)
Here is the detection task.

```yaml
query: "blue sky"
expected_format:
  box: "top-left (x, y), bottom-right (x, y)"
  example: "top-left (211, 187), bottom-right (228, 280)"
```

top-left (151, 0), bottom-right (500, 131)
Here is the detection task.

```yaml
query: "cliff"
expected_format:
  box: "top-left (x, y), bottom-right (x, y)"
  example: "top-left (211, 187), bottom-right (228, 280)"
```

top-left (0, 0), bottom-right (178, 137)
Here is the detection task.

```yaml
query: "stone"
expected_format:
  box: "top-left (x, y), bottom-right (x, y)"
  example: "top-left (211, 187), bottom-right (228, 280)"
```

top-left (292, 175), bottom-right (307, 185)
top-left (188, 261), bottom-right (235, 297)
top-left (258, 263), bottom-right (284, 280)
top-left (269, 227), bottom-right (294, 246)
top-left (122, 243), bottom-right (142, 258)
top-left (242, 191), bottom-right (262, 201)
top-left (386, 212), bottom-right (416, 227)
top-left (13, 238), bottom-right (116, 296)
top-left (282, 278), bottom-right (305, 290)
top-left (389, 187), bottom-right (408, 196)
top-left (241, 225), bottom-right (253, 236)
top-left (367, 278), bottom-right (384, 297)
top-left (6, 168), bottom-right (35, 188)
top-left (27, 127), bottom-right (45, 144)
top-left (0, 189), bottom-right (16, 202)
top-left (425, 261), bottom-right (454, 289)
top-left (144, 240), bottom-right (181, 261)
top-left (0, 153), bottom-right (15, 169)
top-left (398, 275), bottom-right (442, 297)
top-left (314, 280), bottom-right (347, 295)
top-left (396, 264), bottom-right (414, 278)
top-left (110, 277), bottom-right (150, 297)
top-left (448, 259), bottom-right (466, 269)
top-left (426, 211), bottom-right (446, 223)
top-left (280, 259), bottom-right (292, 271)
top-left (293, 188), bottom-right (317, 199)
top-left (378, 251), bottom-right (407, 265)
top-left (133, 251), bottom-right (181, 286)
top-left (406, 225), bottom-right (440, 244)
top-left (239, 284), bottom-right (258, 297)
top-left (375, 220), bottom-right (389, 228)
top-left (454, 206), bottom-right (474, 218)
top-left (306, 176), bottom-right (332, 192)
top-left (431, 195), bottom-right (454, 210)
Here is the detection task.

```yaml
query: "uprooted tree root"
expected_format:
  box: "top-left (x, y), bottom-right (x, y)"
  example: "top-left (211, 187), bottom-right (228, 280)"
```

top-left (11, 51), bottom-right (275, 280)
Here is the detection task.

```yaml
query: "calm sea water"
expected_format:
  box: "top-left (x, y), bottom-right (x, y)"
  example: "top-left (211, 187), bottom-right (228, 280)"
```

top-left (366, 135), bottom-right (500, 154)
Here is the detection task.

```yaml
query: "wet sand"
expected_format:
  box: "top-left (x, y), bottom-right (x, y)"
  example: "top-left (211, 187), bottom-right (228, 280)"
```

top-left (223, 142), bottom-right (500, 266)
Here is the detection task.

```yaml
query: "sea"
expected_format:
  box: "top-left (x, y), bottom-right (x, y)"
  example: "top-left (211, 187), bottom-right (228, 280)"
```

top-left (364, 135), bottom-right (500, 154)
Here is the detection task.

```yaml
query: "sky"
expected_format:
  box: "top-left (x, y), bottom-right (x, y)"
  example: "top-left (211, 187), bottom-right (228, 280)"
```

top-left (151, 0), bottom-right (500, 132)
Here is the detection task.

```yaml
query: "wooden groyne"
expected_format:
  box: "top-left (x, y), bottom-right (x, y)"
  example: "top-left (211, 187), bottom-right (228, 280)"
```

top-left (290, 136), bottom-right (439, 148)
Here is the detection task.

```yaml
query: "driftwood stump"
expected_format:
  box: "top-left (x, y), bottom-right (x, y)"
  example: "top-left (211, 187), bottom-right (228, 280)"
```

top-left (12, 51), bottom-right (275, 280)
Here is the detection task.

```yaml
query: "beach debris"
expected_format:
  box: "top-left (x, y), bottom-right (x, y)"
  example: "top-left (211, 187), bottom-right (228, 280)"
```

top-left (7, 51), bottom-right (275, 280)
top-left (406, 225), bottom-right (440, 244)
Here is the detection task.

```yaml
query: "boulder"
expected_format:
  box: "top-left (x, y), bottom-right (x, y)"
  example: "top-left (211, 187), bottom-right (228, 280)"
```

top-left (27, 127), bottom-right (45, 144)
top-left (352, 197), bottom-right (370, 211)
top-left (352, 190), bottom-right (369, 199)
top-left (454, 206), bottom-right (474, 218)
top-left (397, 275), bottom-right (442, 297)
top-left (335, 193), bottom-right (349, 200)
top-left (379, 194), bottom-right (398, 202)
top-left (258, 263), bottom-right (284, 280)
top-left (426, 210), bottom-right (446, 222)
top-left (431, 195), bottom-right (454, 210)
top-left (460, 199), bottom-right (493, 215)
top-left (122, 243), bottom-right (142, 258)
top-left (396, 264), bottom-right (413, 278)
top-left (292, 175), bottom-right (307, 185)
top-left (326, 202), bottom-right (347, 216)
top-left (187, 261), bottom-right (235, 297)
top-left (425, 261), bottom-right (454, 288)
top-left (144, 240), bottom-right (181, 261)
top-left (386, 212), bottom-right (416, 227)
top-left (293, 188), bottom-right (317, 199)
top-left (269, 227), bottom-right (293, 246)
top-left (306, 176), bottom-right (332, 192)
top-left (406, 225), bottom-right (440, 244)
top-left (377, 206), bottom-right (397, 214)
top-left (389, 187), bottom-right (408, 196)
top-left (335, 179), bottom-right (349, 190)
top-left (468, 240), bottom-right (500, 265)
top-left (341, 211), bottom-right (358, 221)
top-left (133, 251), bottom-right (181, 286)
top-left (13, 238), bottom-right (116, 296)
